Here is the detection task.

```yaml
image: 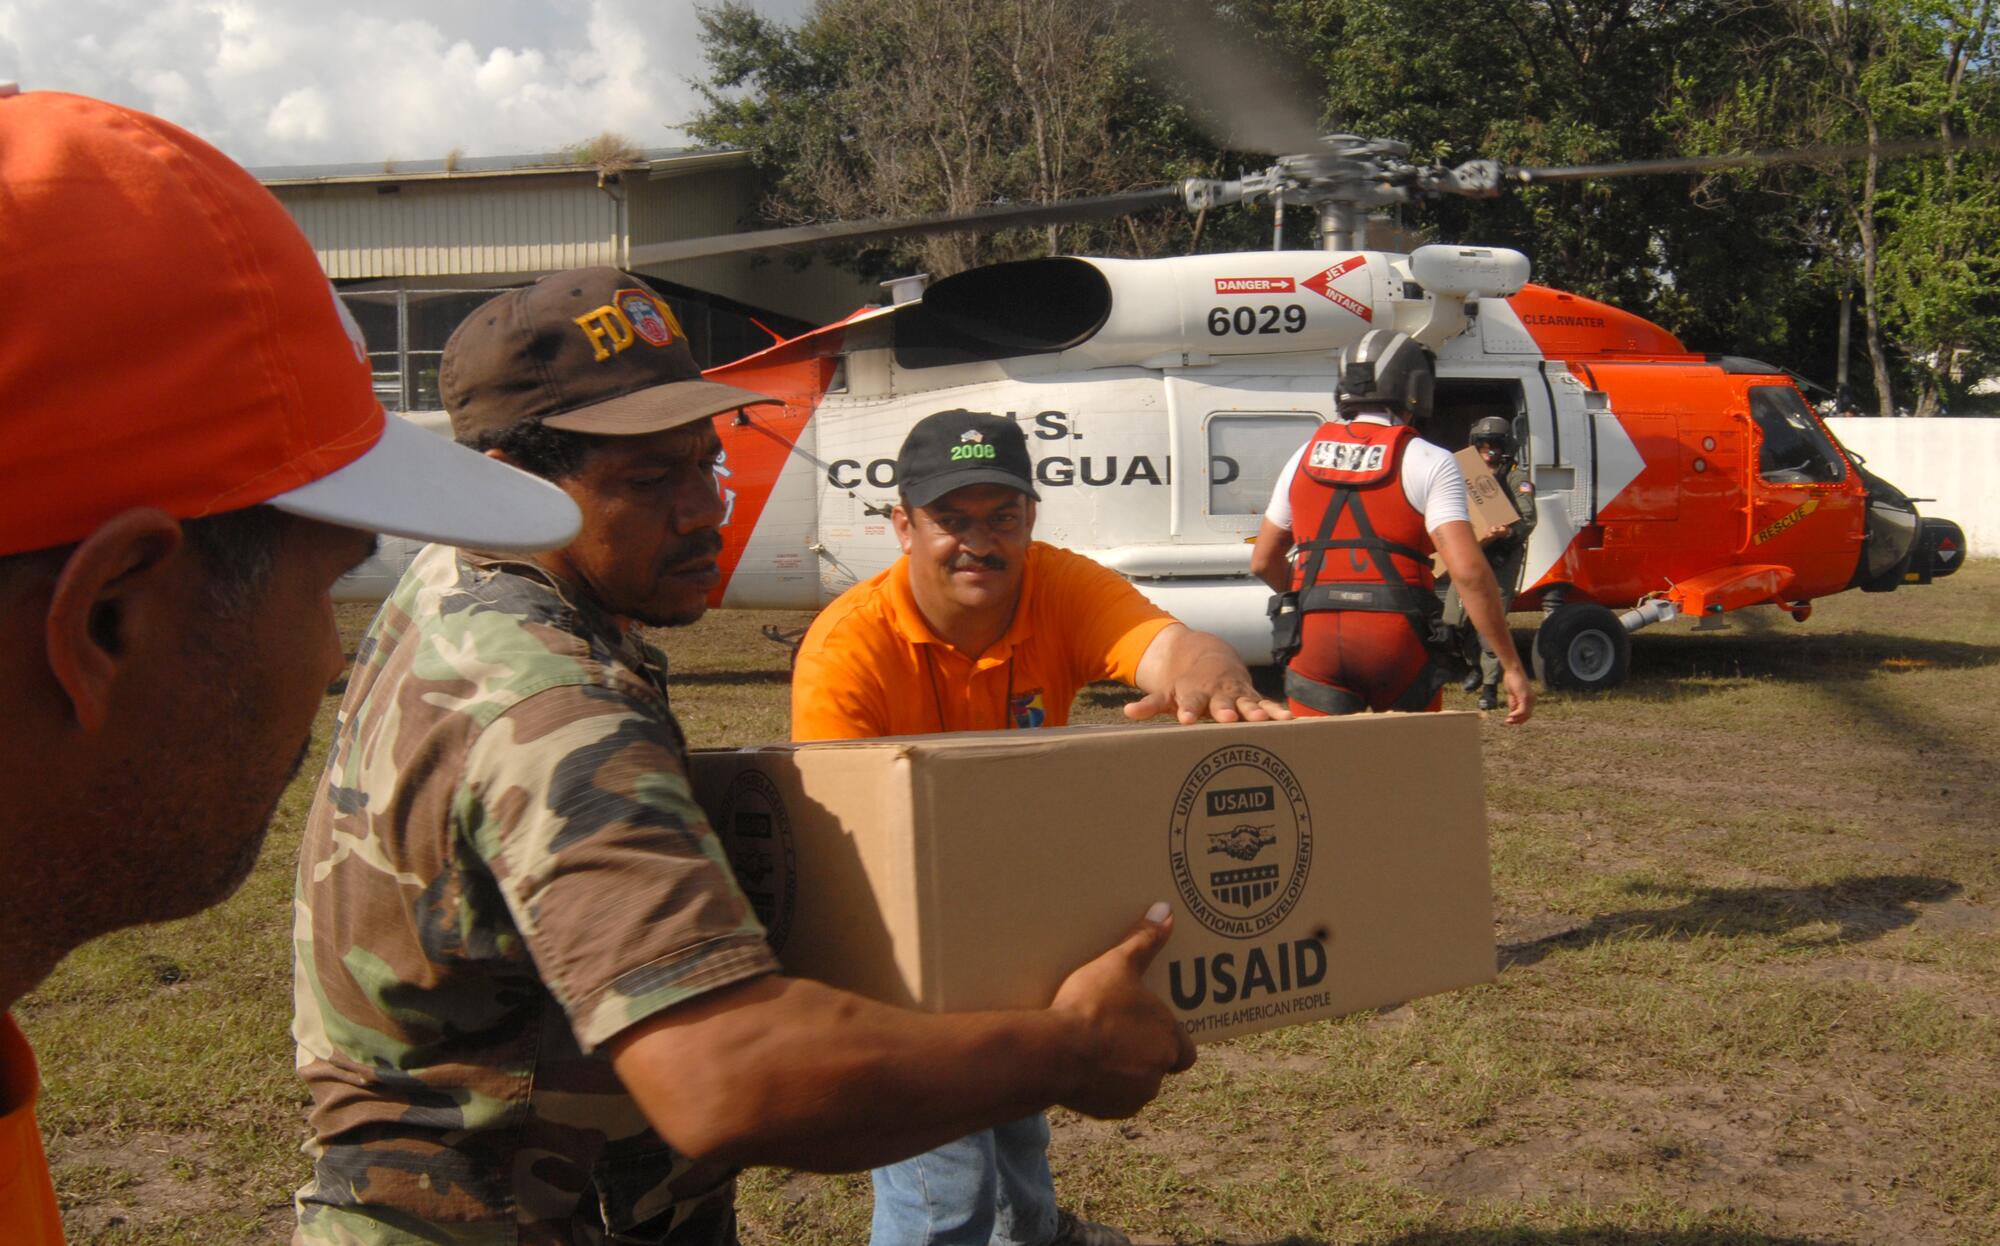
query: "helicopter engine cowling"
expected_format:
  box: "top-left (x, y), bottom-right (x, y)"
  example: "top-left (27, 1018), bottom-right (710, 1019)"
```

top-left (918, 247), bottom-right (1530, 370)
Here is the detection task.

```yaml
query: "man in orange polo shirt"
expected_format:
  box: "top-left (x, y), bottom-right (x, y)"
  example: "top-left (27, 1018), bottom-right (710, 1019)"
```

top-left (0, 89), bottom-right (579, 1244)
top-left (791, 409), bottom-right (1286, 1246)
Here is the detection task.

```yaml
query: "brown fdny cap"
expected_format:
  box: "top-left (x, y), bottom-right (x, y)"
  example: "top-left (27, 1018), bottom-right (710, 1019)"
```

top-left (441, 266), bottom-right (777, 443)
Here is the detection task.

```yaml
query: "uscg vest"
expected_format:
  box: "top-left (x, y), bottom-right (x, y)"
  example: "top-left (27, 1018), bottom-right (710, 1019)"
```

top-left (1287, 420), bottom-right (1435, 601)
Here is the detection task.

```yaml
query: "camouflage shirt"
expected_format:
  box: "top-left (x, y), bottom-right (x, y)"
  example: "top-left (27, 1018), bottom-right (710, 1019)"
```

top-left (292, 545), bottom-right (778, 1245)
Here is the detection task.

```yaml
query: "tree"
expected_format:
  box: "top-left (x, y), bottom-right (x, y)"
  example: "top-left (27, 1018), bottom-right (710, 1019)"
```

top-left (690, 0), bottom-right (1223, 279)
top-left (1270, 0), bottom-right (1844, 356)
top-left (1682, 0), bottom-right (2000, 414)
top-left (1869, 0), bottom-right (2000, 414)
top-left (689, 0), bottom-right (1995, 408)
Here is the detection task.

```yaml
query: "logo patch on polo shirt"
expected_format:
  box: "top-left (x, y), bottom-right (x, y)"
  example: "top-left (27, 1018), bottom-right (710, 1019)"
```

top-left (1009, 688), bottom-right (1047, 729)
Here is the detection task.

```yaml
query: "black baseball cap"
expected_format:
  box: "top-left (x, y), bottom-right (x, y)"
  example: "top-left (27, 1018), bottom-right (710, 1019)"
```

top-left (896, 410), bottom-right (1040, 509)
top-left (441, 267), bottom-right (777, 443)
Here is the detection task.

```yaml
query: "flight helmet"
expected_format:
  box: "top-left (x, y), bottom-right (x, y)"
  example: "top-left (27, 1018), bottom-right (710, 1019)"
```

top-left (1469, 415), bottom-right (1515, 454)
top-left (1336, 330), bottom-right (1434, 423)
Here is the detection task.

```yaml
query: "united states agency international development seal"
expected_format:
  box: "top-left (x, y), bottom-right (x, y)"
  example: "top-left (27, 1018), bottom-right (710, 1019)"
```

top-left (718, 770), bottom-right (796, 950)
top-left (1168, 743), bottom-right (1311, 939)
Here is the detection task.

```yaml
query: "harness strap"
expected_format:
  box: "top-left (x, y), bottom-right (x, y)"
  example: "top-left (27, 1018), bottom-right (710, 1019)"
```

top-left (1291, 476), bottom-right (1467, 683)
top-left (1298, 582), bottom-right (1439, 615)
top-left (1284, 669), bottom-right (1367, 716)
top-left (1294, 485), bottom-right (1432, 636)
top-left (1293, 536), bottom-right (1432, 566)
top-left (1291, 483), bottom-right (1356, 594)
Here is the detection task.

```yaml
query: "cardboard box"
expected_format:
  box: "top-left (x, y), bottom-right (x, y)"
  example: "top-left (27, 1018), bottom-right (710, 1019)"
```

top-left (1455, 446), bottom-right (1523, 534)
top-left (690, 714), bottom-right (1494, 1043)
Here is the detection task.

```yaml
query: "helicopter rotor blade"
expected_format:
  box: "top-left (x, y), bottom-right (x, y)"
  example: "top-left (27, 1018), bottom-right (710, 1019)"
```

top-left (1123, 0), bottom-right (1328, 156)
top-left (1512, 135), bottom-right (2000, 184)
top-left (626, 186), bottom-right (1183, 266)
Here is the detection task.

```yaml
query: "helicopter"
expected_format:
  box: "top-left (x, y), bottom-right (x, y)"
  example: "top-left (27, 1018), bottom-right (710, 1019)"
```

top-left (653, 131), bottom-right (1971, 690)
top-left (336, 136), bottom-right (1973, 693)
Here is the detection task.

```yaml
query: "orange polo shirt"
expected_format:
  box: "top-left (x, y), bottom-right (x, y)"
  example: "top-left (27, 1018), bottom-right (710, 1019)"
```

top-left (792, 542), bottom-right (1176, 740)
top-left (1, 1015), bottom-right (63, 1245)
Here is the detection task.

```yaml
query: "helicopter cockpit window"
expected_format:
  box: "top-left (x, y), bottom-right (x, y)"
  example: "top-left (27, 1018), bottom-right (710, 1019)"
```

top-left (1207, 414), bottom-right (1322, 515)
top-left (1749, 386), bottom-right (1846, 484)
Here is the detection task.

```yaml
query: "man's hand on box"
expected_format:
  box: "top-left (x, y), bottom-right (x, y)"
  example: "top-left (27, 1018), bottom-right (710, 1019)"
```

top-left (1128, 624), bottom-right (1291, 725)
top-left (1048, 902), bottom-right (1197, 1118)
top-left (609, 925), bottom-right (1196, 1173)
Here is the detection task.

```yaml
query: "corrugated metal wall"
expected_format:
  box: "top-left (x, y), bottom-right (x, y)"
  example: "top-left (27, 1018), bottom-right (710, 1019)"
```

top-left (272, 162), bottom-right (876, 323)
top-left (279, 176), bottom-right (621, 278)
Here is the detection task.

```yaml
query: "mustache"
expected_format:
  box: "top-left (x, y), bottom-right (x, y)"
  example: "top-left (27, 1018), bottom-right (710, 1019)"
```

top-left (949, 552), bottom-right (1008, 572)
top-left (663, 530), bottom-right (725, 568)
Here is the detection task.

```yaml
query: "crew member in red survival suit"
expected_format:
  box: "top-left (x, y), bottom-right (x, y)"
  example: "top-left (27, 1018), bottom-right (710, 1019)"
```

top-left (1250, 331), bottom-right (1533, 724)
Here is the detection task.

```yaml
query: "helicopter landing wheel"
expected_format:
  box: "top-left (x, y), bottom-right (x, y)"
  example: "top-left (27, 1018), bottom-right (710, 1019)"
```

top-left (1534, 602), bottom-right (1631, 692)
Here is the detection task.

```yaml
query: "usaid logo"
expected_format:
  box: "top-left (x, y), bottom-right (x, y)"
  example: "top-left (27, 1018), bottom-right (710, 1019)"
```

top-left (718, 770), bottom-right (796, 950)
top-left (1169, 745), bottom-right (1311, 939)
top-left (1206, 785), bottom-right (1273, 816)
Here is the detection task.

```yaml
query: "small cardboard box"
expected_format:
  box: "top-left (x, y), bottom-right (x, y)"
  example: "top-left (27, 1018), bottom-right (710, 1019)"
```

top-left (1455, 446), bottom-right (1523, 534)
top-left (690, 714), bottom-right (1494, 1043)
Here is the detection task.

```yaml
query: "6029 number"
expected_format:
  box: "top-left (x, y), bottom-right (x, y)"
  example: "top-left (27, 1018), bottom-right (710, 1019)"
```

top-left (1207, 304), bottom-right (1307, 336)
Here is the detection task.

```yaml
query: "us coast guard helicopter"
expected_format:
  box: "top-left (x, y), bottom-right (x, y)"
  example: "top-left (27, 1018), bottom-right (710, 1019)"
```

top-left (341, 133), bottom-right (1970, 692)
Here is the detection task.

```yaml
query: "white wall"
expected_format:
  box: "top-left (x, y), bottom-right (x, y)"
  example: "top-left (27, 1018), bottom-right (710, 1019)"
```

top-left (1826, 417), bottom-right (2000, 558)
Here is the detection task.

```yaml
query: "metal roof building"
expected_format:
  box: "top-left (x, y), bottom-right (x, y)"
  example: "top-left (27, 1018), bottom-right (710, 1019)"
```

top-left (256, 146), bottom-right (875, 411)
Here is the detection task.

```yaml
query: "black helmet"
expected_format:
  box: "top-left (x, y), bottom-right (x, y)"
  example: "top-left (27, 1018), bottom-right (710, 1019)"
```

top-left (1336, 330), bottom-right (1434, 423)
top-left (1469, 415), bottom-right (1514, 450)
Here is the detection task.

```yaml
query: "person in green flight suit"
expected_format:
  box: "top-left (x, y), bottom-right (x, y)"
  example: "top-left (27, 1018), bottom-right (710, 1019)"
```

top-left (1452, 415), bottom-right (1538, 709)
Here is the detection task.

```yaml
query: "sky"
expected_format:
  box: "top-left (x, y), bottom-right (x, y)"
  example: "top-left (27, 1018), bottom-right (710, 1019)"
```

top-left (0, 0), bottom-right (813, 168)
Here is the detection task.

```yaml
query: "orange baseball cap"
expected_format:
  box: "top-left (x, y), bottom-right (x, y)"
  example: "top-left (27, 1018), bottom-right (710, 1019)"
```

top-left (0, 89), bottom-right (580, 557)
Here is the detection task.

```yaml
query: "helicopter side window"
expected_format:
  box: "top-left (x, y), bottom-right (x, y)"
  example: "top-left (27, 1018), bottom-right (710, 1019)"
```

top-left (1749, 386), bottom-right (1846, 484)
top-left (1207, 413), bottom-right (1322, 515)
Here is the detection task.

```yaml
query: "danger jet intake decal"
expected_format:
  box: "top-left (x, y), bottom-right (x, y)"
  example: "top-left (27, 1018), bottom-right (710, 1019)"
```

top-left (1215, 277), bottom-right (1297, 294)
top-left (1301, 256), bottom-right (1372, 321)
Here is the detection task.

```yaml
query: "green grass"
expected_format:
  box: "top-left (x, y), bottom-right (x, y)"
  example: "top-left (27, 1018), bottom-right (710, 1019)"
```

top-left (18, 561), bottom-right (2000, 1244)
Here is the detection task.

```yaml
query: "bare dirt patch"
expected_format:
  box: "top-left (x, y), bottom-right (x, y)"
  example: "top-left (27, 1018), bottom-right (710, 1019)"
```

top-left (49, 1130), bottom-right (289, 1242)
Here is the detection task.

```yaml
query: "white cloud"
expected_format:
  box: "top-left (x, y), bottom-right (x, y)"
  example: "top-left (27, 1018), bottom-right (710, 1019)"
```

top-left (0, 0), bottom-right (814, 166)
top-left (133, 67), bottom-right (196, 118)
top-left (265, 84), bottom-right (329, 143)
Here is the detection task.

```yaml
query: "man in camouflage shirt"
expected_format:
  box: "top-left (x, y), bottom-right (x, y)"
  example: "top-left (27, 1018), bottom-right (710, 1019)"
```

top-left (292, 268), bottom-right (1196, 1245)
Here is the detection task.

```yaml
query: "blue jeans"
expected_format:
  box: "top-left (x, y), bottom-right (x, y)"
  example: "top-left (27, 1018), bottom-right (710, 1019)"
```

top-left (870, 1113), bottom-right (1057, 1246)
